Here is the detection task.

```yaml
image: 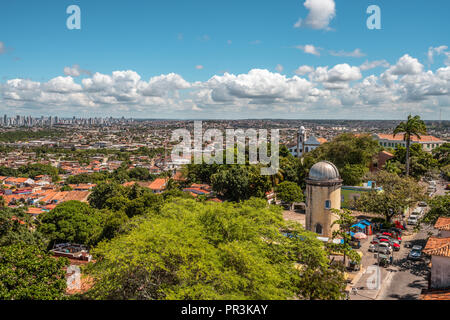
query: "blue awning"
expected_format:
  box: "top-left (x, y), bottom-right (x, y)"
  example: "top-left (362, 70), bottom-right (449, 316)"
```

top-left (360, 220), bottom-right (372, 226)
top-left (354, 223), bottom-right (366, 229)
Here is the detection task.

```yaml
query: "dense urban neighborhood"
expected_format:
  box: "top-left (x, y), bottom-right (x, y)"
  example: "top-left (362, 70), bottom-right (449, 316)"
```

top-left (0, 115), bottom-right (449, 300)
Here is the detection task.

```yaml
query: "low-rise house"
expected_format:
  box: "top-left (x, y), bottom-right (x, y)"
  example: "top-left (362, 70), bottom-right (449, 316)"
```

top-left (148, 178), bottom-right (168, 194)
top-left (370, 150), bottom-right (394, 172)
top-left (435, 217), bottom-right (450, 237)
top-left (183, 184), bottom-right (212, 197)
top-left (423, 237), bottom-right (450, 289)
top-left (51, 243), bottom-right (92, 262)
top-left (69, 184), bottom-right (97, 191)
top-left (27, 207), bottom-right (45, 218)
top-left (4, 177), bottom-right (35, 187)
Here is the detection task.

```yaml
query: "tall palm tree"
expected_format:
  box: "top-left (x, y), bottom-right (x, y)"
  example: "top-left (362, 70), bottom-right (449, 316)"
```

top-left (393, 115), bottom-right (427, 176)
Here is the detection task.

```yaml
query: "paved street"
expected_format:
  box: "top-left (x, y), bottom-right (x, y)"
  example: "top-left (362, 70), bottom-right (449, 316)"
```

top-left (350, 224), bottom-right (436, 300)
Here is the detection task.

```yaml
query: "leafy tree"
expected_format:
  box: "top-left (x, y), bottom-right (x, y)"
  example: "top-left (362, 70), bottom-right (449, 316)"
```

top-left (421, 194), bottom-right (450, 225)
top-left (0, 207), bottom-right (46, 248)
top-left (128, 167), bottom-right (154, 181)
top-left (124, 193), bottom-right (164, 218)
top-left (211, 165), bottom-right (271, 202)
top-left (38, 201), bottom-right (103, 247)
top-left (99, 210), bottom-right (129, 241)
top-left (0, 244), bottom-right (68, 300)
top-left (85, 199), bottom-right (347, 300)
top-left (442, 164), bottom-right (450, 180)
top-left (329, 209), bottom-right (360, 266)
top-left (60, 184), bottom-right (73, 191)
top-left (162, 188), bottom-right (195, 201)
top-left (391, 143), bottom-right (438, 179)
top-left (383, 160), bottom-right (403, 175)
top-left (276, 181), bottom-right (304, 210)
top-left (309, 133), bottom-right (380, 170)
top-left (355, 171), bottom-right (425, 222)
top-left (340, 164), bottom-right (368, 186)
top-left (279, 144), bottom-right (290, 158)
top-left (433, 142), bottom-right (450, 167)
top-left (88, 183), bottom-right (128, 209)
top-left (393, 115), bottom-right (427, 176)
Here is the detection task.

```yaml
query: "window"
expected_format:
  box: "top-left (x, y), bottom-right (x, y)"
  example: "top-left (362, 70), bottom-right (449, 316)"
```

top-left (325, 200), bottom-right (331, 209)
top-left (315, 223), bottom-right (323, 235)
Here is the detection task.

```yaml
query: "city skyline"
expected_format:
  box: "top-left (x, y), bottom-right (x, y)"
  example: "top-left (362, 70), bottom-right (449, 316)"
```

top-left (0, 1), bottom-right (449, 120)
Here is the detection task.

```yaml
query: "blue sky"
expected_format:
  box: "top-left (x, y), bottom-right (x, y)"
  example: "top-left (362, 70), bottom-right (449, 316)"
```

top-left (0, 0), bottom-right (449, 119)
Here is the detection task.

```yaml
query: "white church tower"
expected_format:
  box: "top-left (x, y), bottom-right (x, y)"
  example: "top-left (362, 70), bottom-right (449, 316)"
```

top-left (297, 126), bottom-right (307, 159)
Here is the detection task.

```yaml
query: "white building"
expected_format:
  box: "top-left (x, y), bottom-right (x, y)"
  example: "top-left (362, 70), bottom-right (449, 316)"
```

top-left (372, 133), bottom-right (445, 152)
top-left (288, 126), bottom-right (327, 158)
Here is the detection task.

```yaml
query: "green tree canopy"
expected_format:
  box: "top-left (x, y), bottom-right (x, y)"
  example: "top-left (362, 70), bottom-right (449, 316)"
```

top-left (422, 194), bottom-right (450, 225)
top-left (276, 181), bottom-right (304, 206)
top-left (85, 198), bottom-right (347, 300)
top-left (211, 165), bottom-right (271, 202)
top-left (433, 142), bottom-right (450, 167)
top-left (0, 244), bottom-right (68, 300)
top-left (38, 201), bottom-right (103, 247)
top-left (391, 143), bottom-right (438, 179)
top-left (0, 207), bottom-right (46, 248)
top-left (355, 171), bottom-right (425, 222)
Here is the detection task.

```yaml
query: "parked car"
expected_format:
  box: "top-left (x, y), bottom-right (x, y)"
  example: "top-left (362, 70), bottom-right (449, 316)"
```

top-left (418, 201), bottom-right (428, 207)
top-left (408, 245), bottom-right (423, 260)
top-left (382, 232), bottom-right (394, 238)
top-left (408, 216), bottom-right (419, 225)
top-left (391, 239), bottom-right (401, 251)
top-left (376, 242), bottom-right (393, 255)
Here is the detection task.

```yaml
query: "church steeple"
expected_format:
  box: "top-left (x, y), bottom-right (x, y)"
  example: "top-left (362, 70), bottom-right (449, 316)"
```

top-left (297, 126), bottom-right (307, 159)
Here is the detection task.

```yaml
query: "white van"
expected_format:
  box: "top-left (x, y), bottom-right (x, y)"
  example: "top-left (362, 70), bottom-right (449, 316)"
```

top-left (408, 215), bottom-right (419, 225)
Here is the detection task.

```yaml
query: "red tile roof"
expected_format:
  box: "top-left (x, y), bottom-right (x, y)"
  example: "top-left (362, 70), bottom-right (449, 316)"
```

top-left (148, 178), bottom-right (168, 191)
top-left (27, 207), bottom-right (44, 215)
top-left (375, 133), bottom-right (444, 143)
top-left (421, 289), bottom-right (450, 300)
top-left (435, 217), bottom-right (450, 231)
top-left (423, 237), bottom-right (450, 257)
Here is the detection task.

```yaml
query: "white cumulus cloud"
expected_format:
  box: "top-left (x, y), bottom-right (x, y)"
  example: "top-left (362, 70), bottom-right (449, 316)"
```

top-left (296, 44), bottom-right (321, 56)
top-left (294, 0), bottom-right (336, 30)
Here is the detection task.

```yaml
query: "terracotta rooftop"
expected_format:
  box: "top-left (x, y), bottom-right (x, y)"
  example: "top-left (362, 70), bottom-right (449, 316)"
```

top-left (5, 177), bottom-right (31, 183)
top-left (435, 217), bottom-right (450, 231)
top-left (27, 207), bottom-right (44, 215)
top-left (423, 237), bottom-right (450, 257)
top-left (63, 191), bottom-right (90, 202)
top-left (380, 150), bottom-right (394, 157)
top-left (148, 178), bottom-right (168, 191)
top-left (122, 181), bottom-right (137, 187)
top-left (421, 289), bottom-right (450, 300)
top-left (375, 133), bottom-right (444, 143)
